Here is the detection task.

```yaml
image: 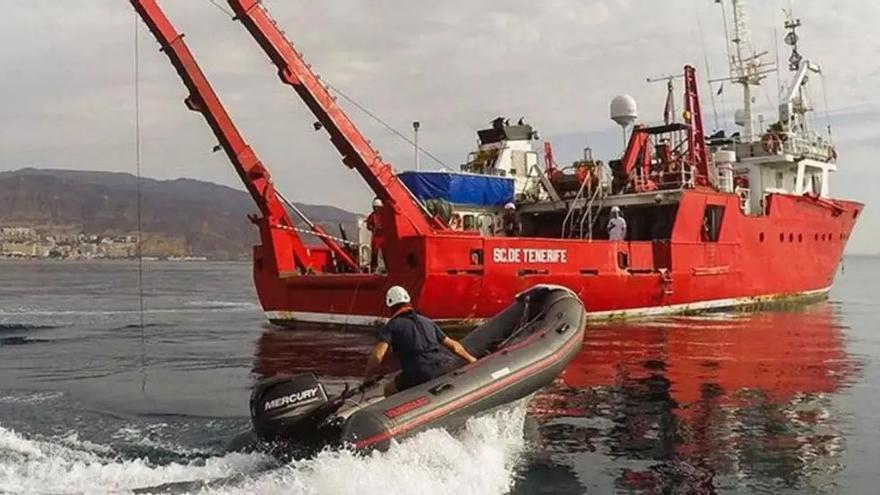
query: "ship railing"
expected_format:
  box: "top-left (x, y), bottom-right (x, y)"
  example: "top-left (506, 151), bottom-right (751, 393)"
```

top-left (736, 132), bottom-right (836, 162)
top-left (576, 185), bottom-right (604, 239)
top-left (779, 133), bottom-right (836, 162)
top-left (561, 175), bottom-right (591, 239)
top-left (638, 165), bottom-right (696, 192)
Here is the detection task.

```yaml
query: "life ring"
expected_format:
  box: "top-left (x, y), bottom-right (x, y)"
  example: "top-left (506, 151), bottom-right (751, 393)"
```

top-left (761, 132), bottom-right (782, 154)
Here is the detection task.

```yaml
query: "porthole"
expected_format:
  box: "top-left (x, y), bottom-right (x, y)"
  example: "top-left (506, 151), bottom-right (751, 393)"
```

top-left (815, 233), bottom-right (819, 241)
top-left (789, 233), bottom-right (794, 243)
top-left (780, 233), bottom-right (785, 242)
top-left (759, 232), bottom-right (765, 242)
top-left (798, 234), bottom-right (803, 243)
top-left (821, 234), bottom-right (826, 241)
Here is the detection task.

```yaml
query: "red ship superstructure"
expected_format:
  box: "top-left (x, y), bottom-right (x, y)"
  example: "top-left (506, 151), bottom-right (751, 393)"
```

top-left (132, 0), bottom-right (861, 329)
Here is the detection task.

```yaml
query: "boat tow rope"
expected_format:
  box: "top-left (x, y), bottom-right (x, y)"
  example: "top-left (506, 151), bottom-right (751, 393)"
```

top-left (272, 223), bottom-right (360, 247)
top-left (133, 11), bottom-right (148, 393)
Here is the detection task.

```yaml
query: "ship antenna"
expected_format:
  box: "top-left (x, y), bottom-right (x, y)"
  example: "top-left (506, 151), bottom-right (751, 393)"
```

top-left (773, 5), bottom-right (782, 107)
top-left (821, 74), bottom-right (834, 143)
top-left (718, 0), bottom-right (734, 73)
top-left (713, 0), bottom-right (776, 141)
top-left (696, 9), bottom-right (721, 130)
top-left (133, 12), bottom-right (148, 393)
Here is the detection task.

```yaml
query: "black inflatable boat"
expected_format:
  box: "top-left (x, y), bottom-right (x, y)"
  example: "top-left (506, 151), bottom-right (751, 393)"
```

top-left (238, 285), bottom-right (586, 456)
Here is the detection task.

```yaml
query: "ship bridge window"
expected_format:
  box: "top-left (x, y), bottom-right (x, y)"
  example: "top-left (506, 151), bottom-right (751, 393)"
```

top-left (701, 205), bottom-right (725, 243)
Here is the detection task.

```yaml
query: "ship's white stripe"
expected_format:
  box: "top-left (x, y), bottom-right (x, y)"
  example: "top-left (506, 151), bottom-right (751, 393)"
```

top-left (265, 286), bottom-right (831, 328)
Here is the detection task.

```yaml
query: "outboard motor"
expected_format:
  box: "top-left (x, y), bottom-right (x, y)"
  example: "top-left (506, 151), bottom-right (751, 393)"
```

top-left (250, 373), bottom-right (330, 443)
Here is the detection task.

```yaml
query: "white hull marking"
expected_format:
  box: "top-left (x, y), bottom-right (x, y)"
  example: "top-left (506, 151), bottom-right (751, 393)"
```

top-left (265, 286), bottom-right (831, 327)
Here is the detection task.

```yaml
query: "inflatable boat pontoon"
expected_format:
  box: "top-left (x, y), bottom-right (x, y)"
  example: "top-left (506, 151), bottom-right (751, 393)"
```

top-left (239, 285), bottom-right (586, 457)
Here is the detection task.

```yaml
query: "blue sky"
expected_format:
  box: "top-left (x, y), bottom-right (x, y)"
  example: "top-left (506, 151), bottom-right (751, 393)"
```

top-left (0, 1), bottom-right (876, 253)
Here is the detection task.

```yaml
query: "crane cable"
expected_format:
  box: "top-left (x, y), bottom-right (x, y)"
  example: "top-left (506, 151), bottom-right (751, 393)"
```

top-left (197, 0), bottom-right (455, 172)
top-left (205, 0), bottom-right (234, 18)
top-left (324, 83), bottom-right (456, 172)
top-left (134, 13), bottom-right (148, 393)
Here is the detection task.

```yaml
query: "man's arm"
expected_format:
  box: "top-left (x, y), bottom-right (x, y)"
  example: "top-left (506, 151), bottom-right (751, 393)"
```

top-left (442, 337), bottom-right (478, 364)
top-left (363, 341), bottom-right (389, 382)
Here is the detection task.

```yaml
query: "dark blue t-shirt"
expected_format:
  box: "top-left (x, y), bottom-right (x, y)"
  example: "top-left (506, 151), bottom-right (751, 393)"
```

top-left (377, 311), bottom-right (454, 377)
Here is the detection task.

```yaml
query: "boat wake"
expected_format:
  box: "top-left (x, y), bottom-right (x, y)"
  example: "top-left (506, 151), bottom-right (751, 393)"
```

top-left (0, 402), bottom-right (528, 495)
top-left (0, 424), bottom-right (271, 495)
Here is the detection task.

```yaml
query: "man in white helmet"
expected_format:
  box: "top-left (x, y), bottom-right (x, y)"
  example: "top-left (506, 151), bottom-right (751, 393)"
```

top-left (607, 206), bottom-right (627, 241)
top-left (363, 285), bottom-right (478, 397)
top-left (500, 202), bottom-right (520, 237)
top-left (366, 198), bottom-right (384, 272)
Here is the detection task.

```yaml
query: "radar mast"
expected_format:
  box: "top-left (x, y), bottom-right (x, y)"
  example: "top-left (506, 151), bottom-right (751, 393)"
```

top-left (716, 0), bottom-right (776, 141)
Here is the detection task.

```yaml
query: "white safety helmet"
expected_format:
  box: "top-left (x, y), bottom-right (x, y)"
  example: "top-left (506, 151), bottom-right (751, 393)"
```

top-left (385, 285), bottom-right (411, 308)
top-left (504, 202), bottom-right (516, 210)
top-left (610, 206), bottom-right (621, 213)
top-left (372, 198), bottom-right (384, 208)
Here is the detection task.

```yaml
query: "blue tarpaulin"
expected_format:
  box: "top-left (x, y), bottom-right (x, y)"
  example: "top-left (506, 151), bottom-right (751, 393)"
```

top-left (398, 171), bottom-right (514, 207)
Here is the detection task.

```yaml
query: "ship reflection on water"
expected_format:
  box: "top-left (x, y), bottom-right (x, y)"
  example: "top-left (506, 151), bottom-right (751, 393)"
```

top-left (531, 302), bottom-right (858, 493)
top-left (253, 327), bottom-right (378, 381)
top-left (252, 302), bottom-right (858, 493)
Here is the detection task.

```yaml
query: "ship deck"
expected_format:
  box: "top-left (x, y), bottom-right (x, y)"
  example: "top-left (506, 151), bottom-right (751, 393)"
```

top-left (519, 189), bottom-right (684, 215)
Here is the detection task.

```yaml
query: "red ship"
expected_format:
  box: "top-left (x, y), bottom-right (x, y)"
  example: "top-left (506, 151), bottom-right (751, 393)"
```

top-left (132, 1), bottom-right (861, 329)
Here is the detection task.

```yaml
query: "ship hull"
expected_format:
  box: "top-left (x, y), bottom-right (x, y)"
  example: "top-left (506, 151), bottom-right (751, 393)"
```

top-left (254, 190), bottom-right (862, 330)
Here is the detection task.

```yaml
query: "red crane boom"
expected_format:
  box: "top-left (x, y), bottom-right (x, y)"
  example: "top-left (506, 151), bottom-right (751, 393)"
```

top-left (683, 65), bottom-right (709, 184)
top-left (225, 0), bottom-right (434, 237)
top-left (129, 0), bottom-right (357, 272)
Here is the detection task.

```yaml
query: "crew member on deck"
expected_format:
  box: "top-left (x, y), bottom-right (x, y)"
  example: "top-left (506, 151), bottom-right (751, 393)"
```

top-left (607, 206), bottom-right (627, 241)
top-left (501, 202), bottom-right (521, 237)
top-left (366, 198), bottom-right (384, 272)
top-left (363, 286), bottom-right (478, 397)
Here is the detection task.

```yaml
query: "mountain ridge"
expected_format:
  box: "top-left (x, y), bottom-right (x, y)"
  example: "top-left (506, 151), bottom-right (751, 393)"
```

top-left (0, 168), bottom-right (359, 260)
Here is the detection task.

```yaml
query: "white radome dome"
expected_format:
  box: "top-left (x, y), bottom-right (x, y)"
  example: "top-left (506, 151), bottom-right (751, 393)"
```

top-left (610, 95), bottom-right (638, 128)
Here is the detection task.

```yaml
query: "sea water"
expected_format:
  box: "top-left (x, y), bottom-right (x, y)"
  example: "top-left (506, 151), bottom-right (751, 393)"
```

top-left (0, 257), bottom-right (878, 494)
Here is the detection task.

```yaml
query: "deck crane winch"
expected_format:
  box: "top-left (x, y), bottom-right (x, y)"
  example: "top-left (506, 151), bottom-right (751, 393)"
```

top-left (130, 0), bottom-right (358, 274)
top-left (617, 65), bottom-right (709, 191)
top-left (224, 0), bottom-right (437, 241)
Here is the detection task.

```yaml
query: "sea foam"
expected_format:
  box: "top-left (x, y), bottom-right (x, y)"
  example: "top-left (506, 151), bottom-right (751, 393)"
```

top-left (0, 402), bottom-right (528, 495)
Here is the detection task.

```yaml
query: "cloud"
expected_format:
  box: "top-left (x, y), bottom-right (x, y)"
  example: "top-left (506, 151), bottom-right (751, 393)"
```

top-left (0, 0), bottom-right (877, 252)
